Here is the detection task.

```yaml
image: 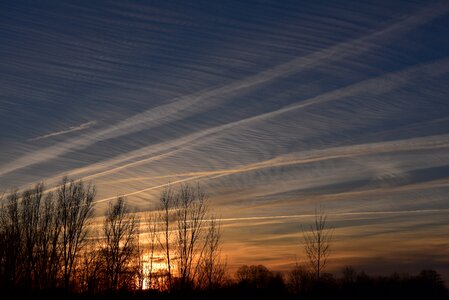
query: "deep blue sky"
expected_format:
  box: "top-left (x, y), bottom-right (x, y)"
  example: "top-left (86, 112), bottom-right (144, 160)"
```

top-left (1, 0), bottom-right (449, 277)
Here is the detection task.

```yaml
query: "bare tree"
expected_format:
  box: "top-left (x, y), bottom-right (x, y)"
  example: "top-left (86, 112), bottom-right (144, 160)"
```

top-left (144, 211), bottom-right (159, 290)
top-left (236, 265), bottom-right (275, 289)
top-left (157, 183), bottom-right (218, 291)
top-left (158, 185), bottom-right (174, 292)
top-left (135, 232), bottom-right (145, 291)
top-left (197, 215), bottom-right (227, 290)
top-left (21, 183), bottom-right (43, 288)
top-left (0, 185), bottom-right (62, 291)
top-left (0, 190), bottom-right (22, 289)
top-left (57, 177), bottom-right (95, 290)
top-left (341, 266), bottom-right (357, 284)
top-left (174, 184), bottom-right (207, 290)
top-left (102, 196), bottom-right (138, 291)
top-left (0, 193), bottom-right (5, 287)
top-left (36, 191), bottom-right (61, 290)
top-left (0, 179), bottom-right (226, 294)
top-left (302, 207), bottom-right (333, 281)
top-left (287, 263), bottom-right (312, 294)
top-left (77, 233), bottom-right (103, 294)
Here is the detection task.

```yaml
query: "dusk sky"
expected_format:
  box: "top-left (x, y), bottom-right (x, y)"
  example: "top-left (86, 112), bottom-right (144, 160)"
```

top-left (1, 0), bottom-right (449, 279)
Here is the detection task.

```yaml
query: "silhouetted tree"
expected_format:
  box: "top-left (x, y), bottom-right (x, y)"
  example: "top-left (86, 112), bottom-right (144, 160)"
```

top-left (302, 206), bottom-right (333, 281)
top-left (235, 264), bottom-right (286, 299)
top-left (3, 178), bottom-right (447, 299)
top-left (416, 269), bottom-right (448, 299)
top-left (57, 177), bottom-right (95, 290)
top-left (196, 215), bottom-right (227, 290)
top-left (0, 185), bottom-right (63, 292)
top-left (0, 193), bottom-right (5, 287)
top-left (77, 234), bottom-right (103, 294)
top-left (21, 183), bottom-right (44, 289)
top-left (35, 190), bottom-right (61, 290)
top-left (144, 211), bottom-right (159, 290)
top-left (237, 265), bottom-right (273, 289)
top-left (342, 265), bottom-right (357, 285)
top-left (158, 185), bottom-right (174, 292)
top-left (135, 232), bottom-right (145, 291)
top-left (287, 263), bottom-right (312, 294)
top-left (102, 196), bottom-right (139, 292)
top-left (156, 183), bottom-right (222, 292)
top-left (0, 190), bottom-right (22, 289)
top-left (174, 184), bottom-right (207, 290)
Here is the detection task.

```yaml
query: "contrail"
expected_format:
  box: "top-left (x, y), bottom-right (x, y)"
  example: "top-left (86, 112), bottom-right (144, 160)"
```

top-left (217, 208), bottom-right (449, 223)
top-left (28, 121), bottom-right (96, 141)
top-left (89, 133), bottom-right (449, 203)
top-left (46, 47), bottom-right (449, 185)
top-left (42, 57), bottom-right (449, 184)
top-left (1, 3), bottom-right (447, 177)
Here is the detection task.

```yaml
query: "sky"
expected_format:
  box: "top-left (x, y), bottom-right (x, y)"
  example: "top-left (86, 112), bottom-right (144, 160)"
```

top-left (1, 0), bottom-right (449, 280)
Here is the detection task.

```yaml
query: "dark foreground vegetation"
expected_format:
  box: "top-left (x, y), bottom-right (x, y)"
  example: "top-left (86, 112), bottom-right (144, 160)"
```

top-left (0, 177), bottom-right (447, 299)
top-left (5, 265), bottom-right (448, 300)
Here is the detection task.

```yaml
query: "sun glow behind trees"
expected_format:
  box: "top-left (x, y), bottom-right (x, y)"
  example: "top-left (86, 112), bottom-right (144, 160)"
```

top-left (1, 176), bottom-right (448, 300)
top-left (0, 178), bottom-right (226, 293)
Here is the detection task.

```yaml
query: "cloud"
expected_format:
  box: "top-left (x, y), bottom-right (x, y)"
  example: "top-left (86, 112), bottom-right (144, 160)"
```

top-left (216, 208), bottom-right (449, 224)
top-left (86, 132), bottom-right (449, 204)
top-left (1, 2), bottom-right (447, 178)
top-left (28, 121), bottom-right (96, 141)
top-left (40, 58), bottom-right (449, 183)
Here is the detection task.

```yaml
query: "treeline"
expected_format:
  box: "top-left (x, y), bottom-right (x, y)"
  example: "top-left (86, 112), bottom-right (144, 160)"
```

top-left (0, 177), bottom-right (225, 297)
top-left (211, 265), bottom-right (449, 300)
top-left (0, 178), bottom-right (95, 294)
top-left (0, 177), bottom-right (447, 299)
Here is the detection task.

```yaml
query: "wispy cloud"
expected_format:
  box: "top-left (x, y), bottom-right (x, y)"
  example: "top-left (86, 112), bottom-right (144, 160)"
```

top-left (87, 133), bottom-right (449, 204)
top-left (1, 3), bottom-right (447, 178)
top-left (218, 208), bottom-right (449, 223)
top-left (28, 121), bottom-right (96, 141)
top-left (32, 57), bottom-right (449, 186)
top-left (2, 0), bottom-right (449, 278)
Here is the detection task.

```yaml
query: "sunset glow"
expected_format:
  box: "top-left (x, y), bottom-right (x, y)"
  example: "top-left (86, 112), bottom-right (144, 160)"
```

top-left (1, 0), bottom-right (449, 289)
